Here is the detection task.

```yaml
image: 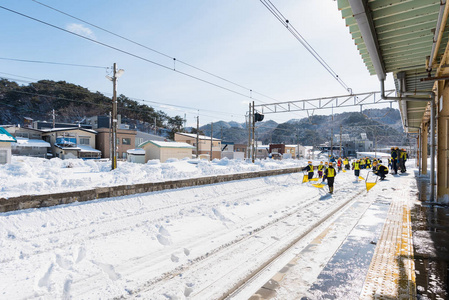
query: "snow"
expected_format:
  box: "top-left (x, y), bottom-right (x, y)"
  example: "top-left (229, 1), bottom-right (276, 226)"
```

top-left (0, 156), bottom-right (423, 299)
top-left (141, 140), bottom-right (195, 148)
top-left (13, 137), bottom-right (51, 148)
top-left (127, 148), bottom-right (145, 155)
top-left (0, 156), bottom-right (307, 199)
top-left (77, 145), bottom-right (101, 153)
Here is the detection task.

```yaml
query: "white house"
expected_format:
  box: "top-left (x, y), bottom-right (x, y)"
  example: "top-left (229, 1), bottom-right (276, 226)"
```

top-left (126, 148), bottom-right (146, 164)
top-left (140, 140), bottom-right (194, 163)
top-left (0, 127), bottom-right (16, 164)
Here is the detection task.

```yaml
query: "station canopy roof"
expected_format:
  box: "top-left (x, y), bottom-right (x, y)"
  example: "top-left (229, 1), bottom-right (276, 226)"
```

top-left (338, 0), bottom-right (449, 132)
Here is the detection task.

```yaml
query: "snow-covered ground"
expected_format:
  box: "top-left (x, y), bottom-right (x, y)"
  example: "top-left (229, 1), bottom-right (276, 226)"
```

top-left (0, 156), bottom-right (420, 299)
top-left (1, 156), bottom-right (308, 199)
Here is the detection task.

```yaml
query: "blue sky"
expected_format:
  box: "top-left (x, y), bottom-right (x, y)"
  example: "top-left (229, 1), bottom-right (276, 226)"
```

top-left (0, 1), bottom-right (396, 127)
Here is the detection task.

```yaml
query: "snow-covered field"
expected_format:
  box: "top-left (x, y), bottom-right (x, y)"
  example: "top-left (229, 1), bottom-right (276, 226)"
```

top-left (0, 156), bottom-right (420, 299)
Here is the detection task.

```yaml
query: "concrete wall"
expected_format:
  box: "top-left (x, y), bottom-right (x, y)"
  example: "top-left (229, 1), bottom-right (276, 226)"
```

top-left (0, 167), bottom-right (301, 213)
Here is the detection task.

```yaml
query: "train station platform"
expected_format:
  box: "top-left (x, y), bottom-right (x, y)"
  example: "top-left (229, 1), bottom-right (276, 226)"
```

top-left (249, 168), bottom-right (449, 299)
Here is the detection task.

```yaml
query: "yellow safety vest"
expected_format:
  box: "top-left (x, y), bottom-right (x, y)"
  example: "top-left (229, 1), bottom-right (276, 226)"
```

top-left (308, 164), bottom-right (314, 173)
top-left (327, 167), bottom-right (335, 177)
top-left (318, 165), bottom-right (324, 171)
top-left (354, 162), bottom-right (360, 170)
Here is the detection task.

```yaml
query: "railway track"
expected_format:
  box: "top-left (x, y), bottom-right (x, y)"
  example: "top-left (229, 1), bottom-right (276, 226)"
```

top-left (124, 179), bottom-right (368, 299)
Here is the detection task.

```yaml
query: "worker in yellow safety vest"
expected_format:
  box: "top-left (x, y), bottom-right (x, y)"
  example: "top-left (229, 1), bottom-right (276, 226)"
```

top-left (317, 161), bottom-right (325, 178)
top-left (302, 161), bottom-right (314, 180)
top-left (343, 158), bottom-right (350, 170)
top-left (323, 162), bottom-right (337, 194)
top-left (353, 159), bottom-right (360, 179)
top-left (372, 160), bottom-right (388, 180)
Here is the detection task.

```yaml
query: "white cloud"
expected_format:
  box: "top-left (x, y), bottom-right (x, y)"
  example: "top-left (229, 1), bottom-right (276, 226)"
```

top-left (66, 23), bottom-right (96, 39)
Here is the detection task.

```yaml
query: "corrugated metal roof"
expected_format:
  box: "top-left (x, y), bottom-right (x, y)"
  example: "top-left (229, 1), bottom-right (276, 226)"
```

top-left (338, 0), bottom-right (448, 132)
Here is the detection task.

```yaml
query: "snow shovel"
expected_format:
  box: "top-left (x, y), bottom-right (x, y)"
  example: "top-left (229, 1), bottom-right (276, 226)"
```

top-left (359, 176), bottom-right (365, 180)
top-left (309, 177), bottom-right (319, 182)
top-left (302, 174), bottom-right (309, 183)
top-left (342, 169), bottom-right (346, 173)
top-left (365, 172), bottom-right (378, 192)
top-left (312, 182), bottom-right (326, 188)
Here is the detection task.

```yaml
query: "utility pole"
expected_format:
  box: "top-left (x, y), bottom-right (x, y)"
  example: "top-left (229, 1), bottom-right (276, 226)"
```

top-left (52, 109), bottom-right (56, 128)
top-left (339, 124), bottom-right (342, 157)
top-left (297, 128), bottom-right (300, 159)
top-left (210, 122), bottom-right (213, 161)
top-left (252, 101), bottom-right (255, 163)
top-left (196, 115), bottom-right (199, 159)
top-left (154, 117), bottom-right (157, 135)
top-left (330, 105), bottom-right (334, 159)
top-left (109, 111), bottom-right (112, 162)
top-left (111, 63), bottom-right (118, 170)
top-left (107, 63), bottom-right (124, 170)
top-left (248, 104), bottom-right (251, 160)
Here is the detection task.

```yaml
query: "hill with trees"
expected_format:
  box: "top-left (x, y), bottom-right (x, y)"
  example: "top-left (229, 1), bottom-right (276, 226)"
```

top-left (0, 78), bottom-right (406, 146)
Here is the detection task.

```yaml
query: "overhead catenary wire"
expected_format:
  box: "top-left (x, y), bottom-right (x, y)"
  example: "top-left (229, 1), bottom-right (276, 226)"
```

top-left (259, 0), bottom-right (352, 94)
top-left (0, 57), bottom-right (108, 69)
top-left (0, 5), bottom-right (272, 105)
top-left (31, 0), bottom-right (281, 104)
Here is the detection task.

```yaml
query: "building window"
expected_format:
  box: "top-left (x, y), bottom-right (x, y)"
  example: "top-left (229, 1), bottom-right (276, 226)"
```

top-left (122, 138), bottom-right (131, 145)
top-left (0, 150), bottom-right (7, 164)
top-left (16, 132), bottom-right (29, 138)
top-left (79, 138), bottom-right (90, 145)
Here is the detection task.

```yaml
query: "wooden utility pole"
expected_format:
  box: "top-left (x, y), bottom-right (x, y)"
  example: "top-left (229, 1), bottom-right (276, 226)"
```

top-left (196, 115), bottom-right (199, 159)
top-left (111, 63), bottom-right (118, 170)
top-left (210, 122), bottom-right (213, 161)
top-left (248, 104), bottom-right (251, 160)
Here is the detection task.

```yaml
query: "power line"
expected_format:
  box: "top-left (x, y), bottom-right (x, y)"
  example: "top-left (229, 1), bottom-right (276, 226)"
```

top-left (0, 76), bottom-right (244, 121)
top-left (259, 0), bottom-right (352, 94)
top-left (0, 74), bottom-right (245, 118)
top-left (31, 0), bottom-right (281, 104)
top-left (0, 5), bottom-right (274, 105)
top-left (0, 57), bottom-right (108, 69)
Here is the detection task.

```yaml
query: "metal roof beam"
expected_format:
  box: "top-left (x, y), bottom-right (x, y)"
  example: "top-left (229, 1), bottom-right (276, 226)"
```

top-left (349, 0), bottom-right (386, 80)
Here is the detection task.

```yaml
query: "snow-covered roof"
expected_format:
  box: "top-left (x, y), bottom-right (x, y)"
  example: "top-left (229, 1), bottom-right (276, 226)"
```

top-left (127, 148), bottom-right (145, 155)
top-left (141, 140), bottom-right (195, 149)
top-left (176, 132), bottom-right (220, 141)
top-left (77, 145), bottom-right (101, 153)
top-left (0, 127), bottom-right (16, 142)
top-left (40, 127), bottom-right (97, 134)
top-left (13, 137), bottom-right (50, 147)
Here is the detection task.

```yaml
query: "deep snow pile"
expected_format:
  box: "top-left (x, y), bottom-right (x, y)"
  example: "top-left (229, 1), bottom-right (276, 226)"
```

top-left (0, 156), bottom-right (309, 198)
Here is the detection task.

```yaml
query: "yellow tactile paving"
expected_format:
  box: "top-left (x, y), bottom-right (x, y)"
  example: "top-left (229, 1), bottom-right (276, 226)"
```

top-left (360, 198), bottom-right (416, 299)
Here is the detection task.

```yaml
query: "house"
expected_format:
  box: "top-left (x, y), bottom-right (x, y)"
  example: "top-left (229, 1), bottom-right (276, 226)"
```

top-left (40, 127), bottom-right (100, 159)
top-left (140, 140), bottom-right (194, 163)
top-left (135, 131), bottom-right (166, 148)
top-left (3, 125), bottom-right (50, 158)
top-left (269, 143), bottom-right (285, 159)
top-left (234, 144), bottom-right (248, 159)
top-left (255, 145), bottom-right (270, 159)
top-left (84, 115), bottom-right (137, 160)
top-left (0, 127), bottom-right (16, 164)
top-left (126, 148), bottom-right (146, 164)
top-left (12, 138), bottom-right (51, 158)
top-left (174, 132), bottom-right (221, 160)
top-left (95, 127), bottom-right (137, 160)
top-left (284, 145), bottom-right (297, 159)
